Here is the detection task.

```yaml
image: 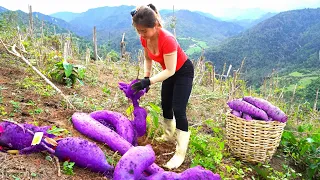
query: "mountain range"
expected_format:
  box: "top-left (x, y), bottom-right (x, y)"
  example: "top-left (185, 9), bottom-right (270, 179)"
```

top-left (49, 5), bottom-right (251, 54)
top-left (205, 8), bottom-right (320, 85)
top-left (1, 5), bottom-right (319, 87)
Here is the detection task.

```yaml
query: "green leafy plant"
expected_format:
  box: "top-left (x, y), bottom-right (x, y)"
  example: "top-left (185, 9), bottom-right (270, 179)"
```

top-left (102, 85), bottom-right (111, 96)
top-left (280, 124), bottom-right (320, 179)
top-left (31, 172), bottom-right (37, 177)
top-left (62, 161), bottom-right (75, 175)
top-left (106, 50), bottom-right (120, 62)
top-left (50, 60), bottom-right (85, 88)
top-left (29, 108), bottom-right (43, 115)
top-left (47, 126), bottom-right (69, 136)
top-left (189, 124), bottom-right (225, 172)
top-left (252, 163), bottom-right (302, 180)
top-left (11, 175), bottom-right (20, 180)
top-left (145, 103), bottom-right (161, 139)
top-left (0, 106), bottom-right (7, 115)
top-left (0, 86), bottom-right (5, 104)
top-left (9, 100), bottom-right (20, 113)
top-left (19, 77), bottom-right (55, 97)
top-left (106, 151), bottom-right (121, 167)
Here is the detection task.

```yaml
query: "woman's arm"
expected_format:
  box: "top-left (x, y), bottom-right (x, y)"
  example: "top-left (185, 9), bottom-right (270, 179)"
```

top-left (143, 48), bottom-right (152, 77)
top-left (150, 51), bottom-right (177, 84)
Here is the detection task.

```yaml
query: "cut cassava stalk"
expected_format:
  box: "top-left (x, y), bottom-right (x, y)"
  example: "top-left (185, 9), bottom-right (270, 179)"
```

top-left (0, 39), bottom-right (75, 110)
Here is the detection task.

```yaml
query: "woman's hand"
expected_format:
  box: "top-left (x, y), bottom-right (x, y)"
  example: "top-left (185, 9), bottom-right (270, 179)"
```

top-left (131, 78), bottom-right (151, 92)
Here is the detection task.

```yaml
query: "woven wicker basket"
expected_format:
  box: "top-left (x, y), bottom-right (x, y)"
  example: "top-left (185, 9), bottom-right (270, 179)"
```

top-left (226, 114), bottom-right (286, 163)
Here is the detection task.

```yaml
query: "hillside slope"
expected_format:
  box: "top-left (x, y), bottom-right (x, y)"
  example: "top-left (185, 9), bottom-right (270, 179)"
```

top-left (204, 8), bottom-right (320, 85)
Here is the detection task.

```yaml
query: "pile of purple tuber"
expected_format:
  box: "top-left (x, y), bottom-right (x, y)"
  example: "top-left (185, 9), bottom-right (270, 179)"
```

top-left (228, 96), bottom-right (288, 123)
top-left (0, 80), bottom-right (221, 180)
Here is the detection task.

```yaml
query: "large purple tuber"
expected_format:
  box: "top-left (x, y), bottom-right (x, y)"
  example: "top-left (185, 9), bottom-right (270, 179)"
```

top-left (145, 166), bottom-right (221, 180)
top-left (0, 121), bottom-right (55, 154)
top-left (227, 99), bottom-right (269, 120)
top-left (118, 80), bottom-right (146, 107)
top-left (90, 110), bottom-right (135, 144)
top-left (113, 145), bottom-right (155, 180)
top-left (243, 96), bottom-right (288, 123)
top-left (144, 171), bottom-right (181, 180)
top-left (133, 106), bottom-right (147, 137)
top-left (231, 110), bottom-right (242, 117)
top-left (71, 112), bottom-right (163, 175)
top-left (180, 165), bottom-right (221, 180)
top-left (72, 112), bottom-right (132, 155)
top-left (242, 113), bottom-right (253, 120)
top-left (54, 137), bottom-right (113, 176)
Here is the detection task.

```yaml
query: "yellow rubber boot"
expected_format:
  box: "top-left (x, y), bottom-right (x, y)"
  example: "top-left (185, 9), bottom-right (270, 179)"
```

top-left (163, 129), bottom-right (191, 169)
top-left (155, 118), bottom-right (176, 142)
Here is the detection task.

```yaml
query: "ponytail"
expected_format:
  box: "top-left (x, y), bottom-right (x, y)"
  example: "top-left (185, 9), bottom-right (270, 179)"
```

top-left (132, 4), bottom-right (162, 28)
top-left (147, 4), bottom-right (162, 27)
top-left (147, 4), bottom-right (157, 13)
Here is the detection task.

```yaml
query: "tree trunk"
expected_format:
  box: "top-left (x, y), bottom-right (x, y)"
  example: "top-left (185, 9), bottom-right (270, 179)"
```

top-left (28, 5), bottom-right (33, 38)
top-left (212, 66), bottom-right (215, 91)
top-left (68, 31), bottom-right (73, 59)
top-left (226, 64), bottom-right (232, 78)
top-left (85, 47), bottom-right (90, 65)
top-left (93, 26), bottom-right (98, 61)
top-left (172, 5), bottom-right (176, 38)
top-left (314, 88), bottom-right (319, 111)
top-left (120, 33), bottom-right (126, 58)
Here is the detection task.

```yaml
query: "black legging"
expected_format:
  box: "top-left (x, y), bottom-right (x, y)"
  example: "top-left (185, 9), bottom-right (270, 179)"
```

top-left (161, 59), bottom-right (194, 132)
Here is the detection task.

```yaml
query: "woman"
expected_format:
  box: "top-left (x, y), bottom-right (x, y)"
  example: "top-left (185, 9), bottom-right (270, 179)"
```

top-left (131, 4), bottom-right (194, 169)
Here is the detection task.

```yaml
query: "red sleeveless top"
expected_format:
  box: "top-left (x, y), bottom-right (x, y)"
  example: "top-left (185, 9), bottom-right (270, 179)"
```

top-left (140, 28), bottom-right (188, 71)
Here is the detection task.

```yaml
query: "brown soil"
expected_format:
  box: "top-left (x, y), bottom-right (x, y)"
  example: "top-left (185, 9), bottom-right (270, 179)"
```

top-left (0, 60), bottom-right (188, 180)
top-left (0, 58), bottom-right (293, 180)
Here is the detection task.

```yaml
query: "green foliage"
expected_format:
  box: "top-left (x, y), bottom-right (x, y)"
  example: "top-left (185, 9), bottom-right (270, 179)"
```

top-left (11, 175), bottom-right (21, 180)
top-left (50, 61), bottom-right (86, 88)
top-left (47, 126), bottom-right (69, 136)
top-left (62, 161), bottom-right (75, 175)
top-left (19, 77), bottom-right (55, 97)
top-left (28, 108), bottom-right (43, 115)
top-left (0, 11), bottom-right (19, 39)
top-left (304, 77), bottom-right (320, 110)
top-left (31, 172), bottom-right (37, 177)
top-left (105, 152), bottom-right (121, 167)
top-left (145, 103), bottom-right (161, 138)
top-left (281, 76), bottom-right (320, 109)
top-left (280, 125), bottom-right (320, 179)
top-left (205, 8), bottom-right (320, 86)
top-left (102, 84), bottom-right (111, 96)
top-left (9, 100), bottom-right (20, 113)
top-left (253, 163), bottom-right (302, 180)
top-left (106, 50), bottom-right (120, 62)
top-left (178, 38), bottom-right (209, 57)
top-left (289, 71), bottom-right (304, 77)
top-left (189, 120), bottom-right (225, 171)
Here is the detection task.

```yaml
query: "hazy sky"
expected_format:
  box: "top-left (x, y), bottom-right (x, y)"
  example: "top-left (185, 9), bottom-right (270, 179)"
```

top-left (1, 0), bottom-right (320, 17)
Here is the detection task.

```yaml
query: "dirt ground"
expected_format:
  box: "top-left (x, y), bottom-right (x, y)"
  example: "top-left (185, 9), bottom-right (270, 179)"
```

top-left (0, 60), bottom-right (191, 180)
top-left (0, 56), bottom-right (291, 180)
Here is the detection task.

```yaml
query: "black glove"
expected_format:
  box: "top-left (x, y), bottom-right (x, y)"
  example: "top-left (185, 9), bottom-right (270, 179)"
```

top-left (144, 77), bottom-right (150, 93)
top-left (131, 78), bottom-right (151, 92)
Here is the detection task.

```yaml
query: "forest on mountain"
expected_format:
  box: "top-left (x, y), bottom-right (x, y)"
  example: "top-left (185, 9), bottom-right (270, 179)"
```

top-left (1, 5), bottom-right (319, 108)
